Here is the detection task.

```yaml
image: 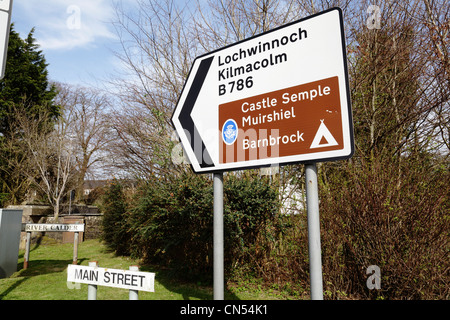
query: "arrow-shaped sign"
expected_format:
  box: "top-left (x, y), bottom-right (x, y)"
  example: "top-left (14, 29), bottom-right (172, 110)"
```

top-left (178, 56), bottom-right (214, 169)
top-left (172, 8), bottom-right (353, 173)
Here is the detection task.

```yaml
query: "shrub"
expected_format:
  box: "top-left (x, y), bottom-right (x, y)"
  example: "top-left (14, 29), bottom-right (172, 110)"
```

top-left (100, 180), bottom-right (131, 256)
top-left (223, 172), bottom-right (280, 273)
top-left (101, 171), bottom-right (280, 282)
top-left (320, 155), bottom-right (449, 299)
top-left (127, 173), bottom-right (214, 280)
top-left (100, 153), bottom-right (448, 299)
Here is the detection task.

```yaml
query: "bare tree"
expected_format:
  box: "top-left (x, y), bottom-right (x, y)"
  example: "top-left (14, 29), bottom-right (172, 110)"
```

top-left (415, 0), bottom-right (449, 155)
top-left (106, 0), bottom-right (198, 178)
top-left (54, 83), bottom-right (113, 200)
top-left (106, 0), bottom-right (315, 179)
top-left (12, 105), bottom-right (75, 219)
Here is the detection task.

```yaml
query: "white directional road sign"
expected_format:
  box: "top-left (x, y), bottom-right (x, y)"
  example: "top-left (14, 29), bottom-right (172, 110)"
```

top-left (172, 8), bottom-right (354, 173)
top-left (0, 0), bottom-right (13, 79)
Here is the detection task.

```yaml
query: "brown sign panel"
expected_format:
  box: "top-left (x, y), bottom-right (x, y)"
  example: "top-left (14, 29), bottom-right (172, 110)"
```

top-left (219, 76), bottom-right (343, 164)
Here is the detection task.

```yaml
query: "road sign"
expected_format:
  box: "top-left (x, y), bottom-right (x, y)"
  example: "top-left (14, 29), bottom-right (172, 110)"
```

top-left (23, 223), bottom-right (85, 232)
top-left (0, 0), bottom-right (13, 79)
top-left (172, 7), bottom-right (353, 173)
top-left (67, 264), bottom-right (155, 292)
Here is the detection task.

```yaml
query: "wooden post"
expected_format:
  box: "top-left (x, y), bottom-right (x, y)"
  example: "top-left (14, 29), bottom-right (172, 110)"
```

top-left (23, 231), bottom-right (31, 270)
top-left (72, 232), bottom-right (79, 265)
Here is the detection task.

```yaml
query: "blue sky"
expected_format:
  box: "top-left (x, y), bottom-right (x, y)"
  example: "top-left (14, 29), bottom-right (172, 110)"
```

top-left (10, 0), bottom-right (122, 88)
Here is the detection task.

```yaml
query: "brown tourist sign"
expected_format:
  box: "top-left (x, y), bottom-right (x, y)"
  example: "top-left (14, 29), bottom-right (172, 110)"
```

top-left (219, 76), bottom-right (345, 164)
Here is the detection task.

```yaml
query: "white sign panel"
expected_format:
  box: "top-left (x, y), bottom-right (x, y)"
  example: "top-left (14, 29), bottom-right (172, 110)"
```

top-left (0, 0), bottom-right (13, 79)
top-left (0, 0), bottom-right (12, 11)
top-left (172, 8), bottom-right (353, 173)
top-left (67, 264), bottom-right (155, 292)
top-left (24, 223), bottom-right (85, 232)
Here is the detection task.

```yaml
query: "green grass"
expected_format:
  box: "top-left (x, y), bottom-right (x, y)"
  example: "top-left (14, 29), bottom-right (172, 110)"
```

top-left (0, 238), bottom-right (289, 300)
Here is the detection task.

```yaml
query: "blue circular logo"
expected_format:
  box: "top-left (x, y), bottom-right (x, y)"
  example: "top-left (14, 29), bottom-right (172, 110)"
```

top-left (222, 119), bottom-right (238, 145)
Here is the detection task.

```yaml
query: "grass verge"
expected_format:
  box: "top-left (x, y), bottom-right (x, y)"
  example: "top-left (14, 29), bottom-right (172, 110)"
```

top-left (0, 238), bottom-right (291, 300)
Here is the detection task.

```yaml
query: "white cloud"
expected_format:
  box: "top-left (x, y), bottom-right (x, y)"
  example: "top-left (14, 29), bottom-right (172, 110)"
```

top-left (15, 0), bottom-right (117, 51)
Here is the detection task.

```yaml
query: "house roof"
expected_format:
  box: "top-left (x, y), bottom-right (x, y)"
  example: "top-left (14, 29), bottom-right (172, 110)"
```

top-left (83, 180), bottom-right (110, 190)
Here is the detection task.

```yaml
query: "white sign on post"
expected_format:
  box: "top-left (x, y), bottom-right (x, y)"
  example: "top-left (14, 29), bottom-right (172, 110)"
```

top-left (23, 223), bottom-right (85, 233)
top-left (0, 0), bottom-right (13, 79)
top-left (172, 7), bottom-right (353, 173)
top-left (67, 264), bottom-right (155, 292)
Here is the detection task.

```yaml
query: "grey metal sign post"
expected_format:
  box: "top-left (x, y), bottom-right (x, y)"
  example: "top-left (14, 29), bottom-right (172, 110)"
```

top-left (129, 265), bottom-right (140, 300)
top-left (213, 172), bottom-right (224, 300)
top-left (305, 163), bottom-right (323, 299)
top-left (87, 261), bottom-right (98, 300)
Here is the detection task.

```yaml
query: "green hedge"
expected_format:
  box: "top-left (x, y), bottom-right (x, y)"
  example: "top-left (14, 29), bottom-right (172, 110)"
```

top-left (100, 181), bottom-right (131, 256)
top-left (101, 172), bottom-right (280, 282)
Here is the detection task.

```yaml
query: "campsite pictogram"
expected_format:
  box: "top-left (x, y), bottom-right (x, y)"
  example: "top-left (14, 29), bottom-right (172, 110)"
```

top-left (310, 119), bottom-right (339, 149)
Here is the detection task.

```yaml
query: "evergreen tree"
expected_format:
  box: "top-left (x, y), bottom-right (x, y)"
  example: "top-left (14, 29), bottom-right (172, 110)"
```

top-left (0, 25), bottom-right (60, 203)
top-left (0, 25), bottom-right (59, 136)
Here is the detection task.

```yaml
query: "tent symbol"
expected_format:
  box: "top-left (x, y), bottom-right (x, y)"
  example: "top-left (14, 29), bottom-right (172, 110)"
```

top-left (310, 119), bottom-right (338, 149)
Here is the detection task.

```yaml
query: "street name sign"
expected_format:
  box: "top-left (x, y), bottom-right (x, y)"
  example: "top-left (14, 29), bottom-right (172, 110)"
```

top-left (0, 0), bottom-right (13, 79)
top-left (67, 264), bottom-right (155, 292)
top-left (172, 7), bottom-right (353, 173)
top-left (23, 223), bottom-right (85, 232)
